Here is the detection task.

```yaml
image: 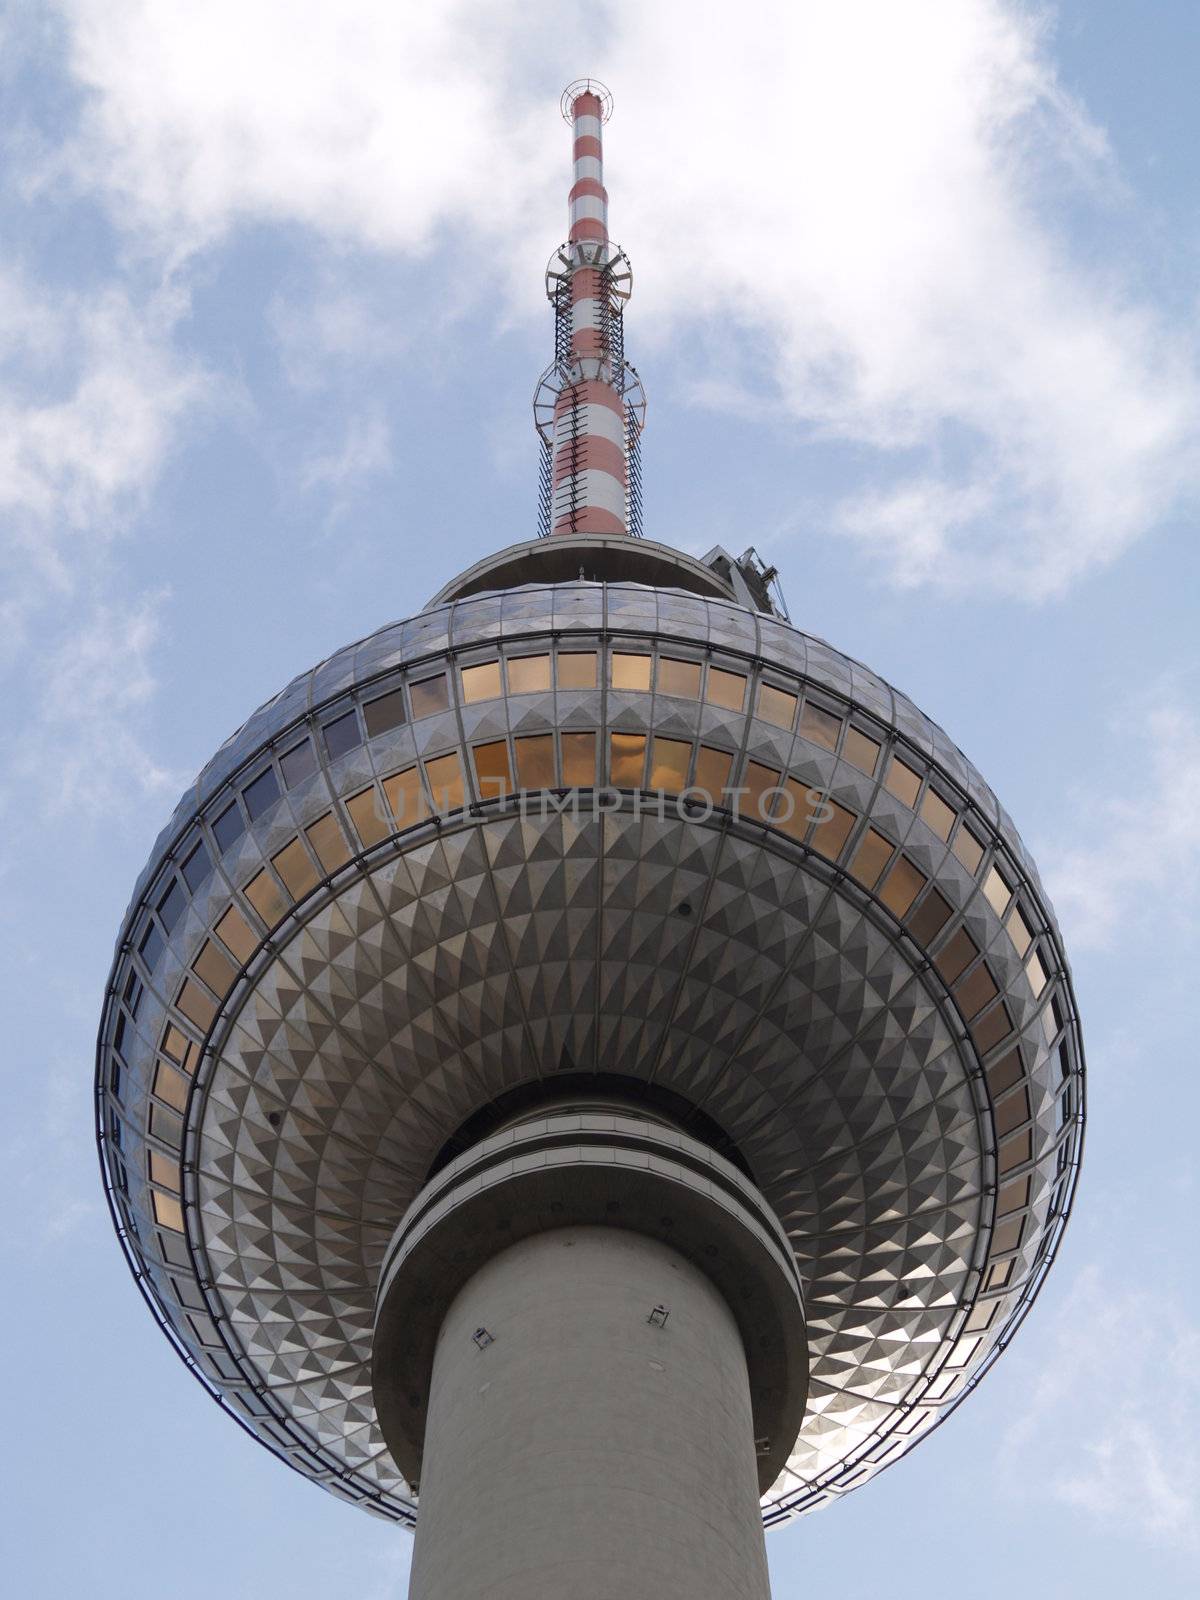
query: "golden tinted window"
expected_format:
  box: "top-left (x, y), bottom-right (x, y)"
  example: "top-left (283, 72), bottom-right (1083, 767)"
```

top-left (409, 675), bottom-right (449, 718)
top-left (559, 652), bottom-right (597, 690)
top-left (849, 828), bottom-right (893, 890)
top-left (991, 1216), bottom-right (1024, 1255)
top-left (1006, 904), bottom-right (1034, 957)
top-left (152, 1190), bottom-right (185, 1233)
top-left (920, 789), bottom-right (956, 842)
top-left (507, 654), bottom-right (552, 694)
top-left (472, 741), bottom-right (512, 800)
top-left (176, 978), bottom-right (217, 1031)
top-left (983, 864), bottom-right (1011, 917)
top-left (612, 653), bottom-right (652, 692)
top-left (425, 752), bottom-right (465, 812)
top-left (649, 737), bottom-right (691, 792)
top-left (658, 657), bottom-right (702, 699)
top-left (192, 939), bottom-right (236, 999)
top-left (693, 745), bottom-right (733, 802)
top-left (461, 662), bottom-right (502, 704)
top-left (610, 733), bottom-right (647, 786)
top-left (885, 756), bottom-right (922, 808)
top-left (161, 1024), bottom-right (194, 1071)
top-left (272, 838), bottom-right (319, 900)
top-left (799, 702), bottom-right (840, 751)
top-left (984, 1259), bottom-right (1014, 1291)
top-left (810, 797), bottom-right (856, 860)
top-left (964, 1300), bottom-right (1000, 1334)
top-left (952, 825), bottom-right (985, 874)
top-left (998, 1130), bottom-right (1032, 1174)
top-left (305, 812), bottom-right (351, 875)
top-left (996, 1175), bottom-right (1030, 1216)
top-left (707, 667), bottom-right (746, 712)
top-left (153, 1061), bottom-right (189, 1113)
top-left (743, 762), bottom-right (782, 822)
top-left (562, 731), bottom-right (597, 786)
top-left (382, 766), bottom-right (428, 829)
top-left (772, 778), bottom-right (809, 841)
top-left (879, 857), bottom-right (927, 918)
top-left (1024, 948), bottom-right (1049, 996)
top-left (214, 904), bottom-right (257, 966)
top-left (346, 786), bottom-right (391, 847)
top-left (844, 727), bottom-right (881, 776)
top-left (756, 682), bottom-right (798, 730)
top-left (515, 734), bottom-right (555, 789)
top-left (149, 1150), bottom-right (178, 1190)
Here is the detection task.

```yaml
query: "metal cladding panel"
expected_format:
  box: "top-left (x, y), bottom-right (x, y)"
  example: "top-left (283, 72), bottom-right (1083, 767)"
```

top-left (96, 579), bottom-right (1084, 1527)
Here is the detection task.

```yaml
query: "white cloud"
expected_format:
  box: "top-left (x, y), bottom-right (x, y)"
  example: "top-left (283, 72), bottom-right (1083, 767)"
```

top-left (0, 270), bottom-right (206, 621)
top-left (268, 285), bottom-right (408, 392)
top-left (55, 0), bottom-right (566, 257)
top-left (21, 590), bottom-right (182, 819)
top-left (51, 0), bottom-right (1200, 598)
top-left (1042, 692), bottom-right (1200, 950)
top-left (1001, 1264), bottom-right (1200, 1551)
top-left (300, 409), bottom-right (393, 496)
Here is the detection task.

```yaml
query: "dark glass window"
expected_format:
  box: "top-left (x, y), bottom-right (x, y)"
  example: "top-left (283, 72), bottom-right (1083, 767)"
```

top-left (410, 675), bottom-right (449, 718)
top-left (113, 1012), bottom-right (127, 1057)
top-left (364, 689), bottom-right (407, 737)
top-left (279, 739), bottom-right (317, 789)
top-left (243, 767), bottom-right (281, 821)
top-left (122, 968), bottom-right (143, 1016)
top-left (212, 802), bottom-right (245, 854)
top-left (138, 921), bottom-right (164, 971)
top-left (906, 888), bottom-right (953, 945)
top-left (181, 839), bottom-right (212, 892)
top-left (156, 877), bottom-right (185, 933)
top-left (322, 709), bottom-right (362, 758)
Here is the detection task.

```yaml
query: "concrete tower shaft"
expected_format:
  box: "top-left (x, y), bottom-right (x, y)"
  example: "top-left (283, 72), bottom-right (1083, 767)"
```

top-left (406, 1230), bottom-right (771, 1600)
top-left (374, 1102), bottom-right (808, 1600)
top-left (536, 80), bottom-right (646, 538)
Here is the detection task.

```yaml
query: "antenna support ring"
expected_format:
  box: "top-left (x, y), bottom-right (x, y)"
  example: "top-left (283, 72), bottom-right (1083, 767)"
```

top-left (561, 79), bottom-right (614, 124)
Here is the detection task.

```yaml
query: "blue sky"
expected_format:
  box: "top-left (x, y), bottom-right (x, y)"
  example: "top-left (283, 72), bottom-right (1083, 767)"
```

top-left (1, 2), bottom-right (1197, 1595)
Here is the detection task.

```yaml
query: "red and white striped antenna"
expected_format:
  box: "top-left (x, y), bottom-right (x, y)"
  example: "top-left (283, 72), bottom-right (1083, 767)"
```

top-left (535, 80), bottom-right (646, 538)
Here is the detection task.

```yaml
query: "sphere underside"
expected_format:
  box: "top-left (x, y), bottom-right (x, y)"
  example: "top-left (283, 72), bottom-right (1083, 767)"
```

top-left (97, 578), bottom-right (1084, 1525)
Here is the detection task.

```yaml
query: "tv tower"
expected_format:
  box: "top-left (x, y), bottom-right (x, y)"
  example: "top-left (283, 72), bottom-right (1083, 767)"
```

top-left (96, 81), bottom-right (1085, 1600)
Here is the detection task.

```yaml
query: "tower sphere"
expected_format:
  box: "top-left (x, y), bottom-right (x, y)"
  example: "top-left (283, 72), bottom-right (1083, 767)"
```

top-left (96, 530), bottom-right (1083, 1525)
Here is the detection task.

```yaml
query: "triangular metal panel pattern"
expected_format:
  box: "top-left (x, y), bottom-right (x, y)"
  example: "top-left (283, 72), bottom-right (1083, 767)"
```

top-left (194, 807), bottom-right (985, 1516)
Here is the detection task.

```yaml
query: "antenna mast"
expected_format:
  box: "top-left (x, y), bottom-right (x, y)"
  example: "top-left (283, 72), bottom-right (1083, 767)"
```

top-left (535, 79), bottom-right (646, 538)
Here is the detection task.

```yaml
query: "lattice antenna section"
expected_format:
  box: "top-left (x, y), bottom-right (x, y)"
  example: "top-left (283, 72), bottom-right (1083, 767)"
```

top-left (534, 80), bottom-right (646, 537)
top-left (537, 436), bottom-right (553, 539)
top-left (627, 405), bottom-right (644, 539)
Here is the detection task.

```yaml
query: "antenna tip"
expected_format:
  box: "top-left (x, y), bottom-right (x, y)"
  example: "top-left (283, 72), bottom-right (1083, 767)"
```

top-left (561, 78), bottom-right (613, 124)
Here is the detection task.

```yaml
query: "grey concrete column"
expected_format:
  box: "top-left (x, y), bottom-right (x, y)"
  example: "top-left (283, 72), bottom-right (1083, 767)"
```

top-left (406, 1226), bottom-right (772, 1600)
top-left (373, 1104), bottom-right (807, 1598)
